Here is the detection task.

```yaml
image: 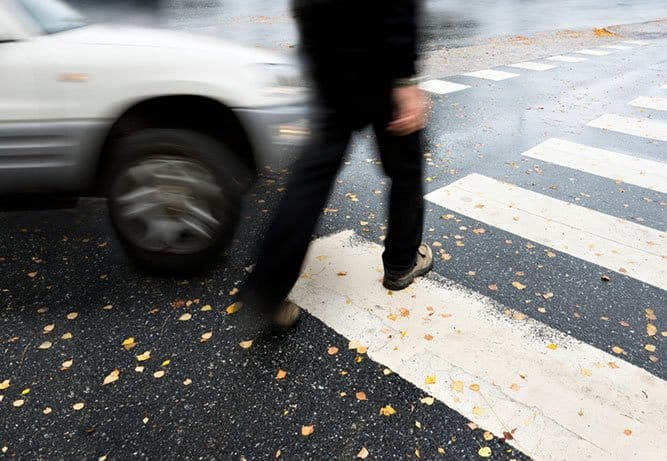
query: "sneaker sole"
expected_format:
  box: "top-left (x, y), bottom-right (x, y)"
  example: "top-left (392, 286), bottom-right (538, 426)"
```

top-left (382, 260), bottom-right (434, 291)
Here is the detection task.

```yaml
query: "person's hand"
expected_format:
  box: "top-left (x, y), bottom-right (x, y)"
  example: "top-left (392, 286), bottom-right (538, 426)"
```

top-left (387, 85), bottom-right (429, 136)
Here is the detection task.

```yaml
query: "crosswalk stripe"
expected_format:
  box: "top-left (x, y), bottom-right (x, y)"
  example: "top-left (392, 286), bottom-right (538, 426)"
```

top-left (547, 55), bottom-right (588, 63)
top-left (574, 49), bottom-right (612, 56)
top-left (292, 230), bottom-right (667, 461)
top-left (462, 69), bottom-right (520, 81)
top-left (601, 44), bottom-right (632, 50)
top-left (522, 138), bottom-right (667, 193)
top-left (628, 96), bottom-right (667, 111)
top-left (662, 84), bottom-right (667, 90)
top-left (622, 40), bottom-right (649, 46)
top-left (424, 174), bottom-right (666, 290)
top-left (419, 80), bottom-right (471, 95)
top-left (507, 61), bottom-right (557, 71)
top-left (587, 114), bottom-right (667, 142)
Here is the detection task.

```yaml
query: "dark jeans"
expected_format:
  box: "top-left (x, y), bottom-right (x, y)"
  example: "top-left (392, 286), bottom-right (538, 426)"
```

top-left (241, 105), bottom-right (424, 314)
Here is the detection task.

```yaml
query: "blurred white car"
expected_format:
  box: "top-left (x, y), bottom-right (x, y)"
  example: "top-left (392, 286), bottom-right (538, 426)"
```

top-left (0, 0), bottom-right (309, 270)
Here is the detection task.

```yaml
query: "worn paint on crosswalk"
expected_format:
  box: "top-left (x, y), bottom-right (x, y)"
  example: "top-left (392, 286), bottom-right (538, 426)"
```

top-left (628, 96), bottom-right (667, 112)
top-left (574, 49), bottom-right (612, 56)
top-left (462, 69), bottom-right (520, 81)
top-left (419, 80), bottom-right (471, 95)
top-left (547, 55), bottom-right (587, 63)
top-left (507, 62), bottom-right (557, 71)
top-left (587, 114), bottom-right (667, 142)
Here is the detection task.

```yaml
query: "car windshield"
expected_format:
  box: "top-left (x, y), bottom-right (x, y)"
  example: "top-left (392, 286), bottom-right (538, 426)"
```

top-left (17, 0), bottom-right (87, 34)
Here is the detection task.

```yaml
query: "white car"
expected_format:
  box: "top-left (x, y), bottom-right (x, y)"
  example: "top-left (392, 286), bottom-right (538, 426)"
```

top-left (0, 0), bottom-right (309, 270)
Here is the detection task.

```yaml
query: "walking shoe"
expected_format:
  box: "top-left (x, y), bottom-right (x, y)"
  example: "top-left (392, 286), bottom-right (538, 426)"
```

top-left (271, 299), bottom-right (302, 331)
top-left (382, 244), bottom-right (433, 290)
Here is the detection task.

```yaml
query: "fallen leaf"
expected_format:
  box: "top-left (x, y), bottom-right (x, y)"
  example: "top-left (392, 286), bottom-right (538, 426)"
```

top-left (601, 275), bottom-right (611, 282)
top-left (450, 380), bottom-right (464, 392)
top-left (425, 375), bottom-right (436, 385)
top-left (467, 422), bottom-right (479, 430)
top-left (542, 292), bottom-right (554, 300)
top-left (546, 343), bottom-right (558, 350)
top-left (276, 369), bottom-right (287, 380)
top-left (510, 383), bottom-right (520, 391)
top-left (301, 425), bottom-right (314, 436)
top-left (357, 346), bottom-right (368, 354)
top-left (200, 304), bottom-right (212, 312)
top-left (467, 271), bottom-right (476, 276)
top-left (327, 346), bottom-right (339, 355)
top-left (645, 308), bottom-right (657, 321)
top-left (478, 447), bottom-right (492, 458)
top-left (153, 371), bottom-right (165, 379)
top-left (102, 304), bottom-right (113, 310)
top-left (488, 284), bottom-right (498, 291)
top-left (511, 281), bottom-right (526, 290)
top-left (0, 379), bottom-right (10, 390)
top-left (623, 429), bottom-right (632, 436)
top-left (647, 324), bottom-right (657, 336)
top-left (546, 251), bottom-right (556, 258)
top-left (61, 360), bottom-right (73, 371)
top-left (357, 447), bottom-right (369, 459)
top-left (66, 312), bottom-right (78, 320)
top-left (21, 388), bottom-right (30, 395)
top-left (43, 407), bottom-right (52, 415)
top-left (200, 332), bottom-right (213, 343)
top-left (13, 399), bottom-right (25, 408)
top-left (441, 253), bottom-right (452, 261)
top-left (136, 351), bottom-right (151, 362)
top-left (43, 323), bottom-right (55, 334)
top-left (383, 368), bottom-right (392, 376)
top-left (483, 432), bottom-right (493, 441)
top-left (61, 332), bottom-right (73, 340)
top-left (469, 383), bottom-right (480, 392)
top-left (580, 368), bottom-right (592, 377)
top-left (161, 360), bottom-right (170, 367)
top-left (38, 341), bottom-right (52, 350)
top-left (608, 362), bottom-right (619, 369)
top-left (122, 337), bottom-right (137, 350)
top-left (225, 302), bottom-right (242, 314)
top-left (72, 402), bottom-right (85, 411)
top-left (355, 392), bottom-right (367, 401)
top-left (399, 307), bottom-right (410, 317)
top-left (502, 430), bottom-right (515, 441)
top-left (379, 405), bottom-right (396, 416)
top-left (135, 366), bottom-right (144, 373)
top-left (612, 346), bottom-right (624, 354)
top-left (178, 313), bottom-right (192, 321)
top-left (103, 370), bottom-right (120, 385)
top-left (239, 340), bottom-right (253, 349)
top-left (644, 344), bottom-right (656, 352)
top-left (229, 287), bottom-right (239, 296)
top-left (424, 334), bottom-right (434, 341)
top-left (472, 228), bottom-right (486, 235)
top-left (649, 355), bottom-right (658, 363)
top-left (512, 312), bottom-right (527, 321)
top-left (420, 396), bottom-right (435, 406)
top-left (183, 378), bottom-right (192, 386)
top-left (336, 271), bottom-right (348, 277)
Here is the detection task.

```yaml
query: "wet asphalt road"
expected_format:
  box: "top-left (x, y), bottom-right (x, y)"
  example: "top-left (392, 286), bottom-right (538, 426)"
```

top-left (2, 4), bottom-right (667, 461)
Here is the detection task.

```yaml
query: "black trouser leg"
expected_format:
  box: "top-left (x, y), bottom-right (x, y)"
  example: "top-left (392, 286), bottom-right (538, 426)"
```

top-left (241, 118), bottom-right (352, 314)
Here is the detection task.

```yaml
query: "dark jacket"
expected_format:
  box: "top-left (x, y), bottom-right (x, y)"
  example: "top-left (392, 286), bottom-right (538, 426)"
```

top-left (292, 0), bottom-right (419, 128)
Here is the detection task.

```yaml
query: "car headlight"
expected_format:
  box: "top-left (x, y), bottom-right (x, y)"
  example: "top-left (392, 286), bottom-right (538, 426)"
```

top-left (249, 63), bottom-right (309, 97)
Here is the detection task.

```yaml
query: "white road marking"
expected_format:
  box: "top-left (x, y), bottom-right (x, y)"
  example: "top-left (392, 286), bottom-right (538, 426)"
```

top-left (587, 114), bottom-right (667, 142)
top-left (601, 45), bottom-right (632, 50)
top-left (661, 84), bottom-right (667, 90)
top-left (574, 49), bottom-right (612, 56)
top-left (522, 138), bottom-right (667, 194)
top-left (547, 55), bottom-right (588, 63)
top-left (462, 69), bottom-right (520, 81)
top-left (424, 174), bottom-right (666, 290)
top-left (628, 96), bottom-right (667, 112)
top-left (507, 62), bottom-right (557, 71)
top-left (292, 230), bottom-right (667, 461)
top-left (622, 40), bottom-right (649, 46)
top-left (419, 80), bottom-right (471, 95)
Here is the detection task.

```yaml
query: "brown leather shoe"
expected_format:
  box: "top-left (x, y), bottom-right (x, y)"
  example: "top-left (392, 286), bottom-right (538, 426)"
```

top-left (382, 244), bottom-right (433, 290)
top-left (271, 300), bottom-right (302, 330)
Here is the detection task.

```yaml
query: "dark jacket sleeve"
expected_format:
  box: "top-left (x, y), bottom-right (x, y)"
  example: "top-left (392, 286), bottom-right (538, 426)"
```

top-left (383, 0), bottom-right (419, 79)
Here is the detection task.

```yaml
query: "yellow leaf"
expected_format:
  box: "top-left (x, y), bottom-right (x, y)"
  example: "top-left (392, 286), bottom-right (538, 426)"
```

top-left (38, 341), bottom-right (52, 350)
top-left (478, 447), bottom-right (492, 458)
top-left (425, 375), bottom-right (436, 385)
top-left (348, 339), bottom-right (363, 350)
top-left (623, 429), bottom-right (632, 436)
top-left (399, 308), bottom-right (410, 317)
top-left (225, 302), bottom-right (242, 315)
top-left (467, 422), bottom-right (478, 430)
top-left (580, 368), bottom-right (592, 377)
top-left (43, 407), bottom-right (52, 415)
top-left (178, 313), bottom-right (192, 321)
top-left (387, 313), bottom-right (398, 321)
top-left (301, 425), bottom-right (314, 436)
top-left (441, 253), bottom-right (452, 261)
top-left (72, 402), bottom-right (85, 411)
top-left (645, 308), bottom-right (657, 320)
top-left (450, 380), bottom-right (464, 392)
top-left (546, 343), bottom-right (558, 350)
top-left (21, 388), bottom-right (30, 395)
top-left (200, 304), bottom-right (212, 312)
top-left (122, 337), bottom-right (136, 350)
top-left (469, 383), bottom-right (480, 392)
top-left (66, 312), bottom-right (78, 320)
top-left (239, 340), bottom-right (253, 349)
top-left (438, 447), bottom-right (445, 454)
top-left (183, 378), bottom-right (192, 386)
top-left (383, 368), bottom-right (392, 376)
top-left (161, 360), bottom-right (170, 367)
top-left (424, 334), bottom-right (434, 341)
top-left (0, 379), bottom-right (10, 390)
top-left (542, 292), bottom-right (554, 300)
top-left (647, 323), bottom-right (657, 336)
top-left (12, 399), bottom-right (25, 408)
top-left (379, 405), bottom-right (396, 416)
top-left (644, 344), bottom-right (656, 352)
top-left (153, 371), bottom-right (165, 379)
top-left (103, 370), bottom-right (120, 385)
top-left (483, 431), bottom-right (493, 441)
top-left (512, 312), bottom-right (527, 321)
top-left (355, 392), bottom-right (367, 401)
top-left (612, 346), bottom-right (624, 354)
top-left (27, 271), bottom-right (38, 278)
top-left (511, 281), bottom-right (526, 290)
top-left (43, 323), bottom-right (55, 334)
top-left (327, 346), bottom-right (339, 355)
top-left (135, 366), bottom-right (144, 373)
top-left (420, 396), bottom-right (435, 406)
top-left (537, 307), bottom-right (547, 314)
top-left (472, 228), bottom-right (486, 235)
top-left (472, 406), bottom-right (485, 416)
top-left (415, 448), bottom-right (421, 458)
top-left (61, 332), bottom-right (73, 340)
top-left (276, 369), bottom-right (287, 380)
top-left (357, 447), bottom-right (369, 459)
top-left (488, 284), bottom-right (498, 291)
top-left (136, 351), bottom-right (151, 362)
top-left (200, 332), bottom-right (213, 343)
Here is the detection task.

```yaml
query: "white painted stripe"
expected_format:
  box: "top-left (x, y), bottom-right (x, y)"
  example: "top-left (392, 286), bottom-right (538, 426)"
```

top-left (574, 49), bottom-right (612, 56)
top-left (587, 114), bottom-right (667, 142)
top-left (292, 231), bottom-right (667, 461)
top-left (622, 40), bottom-right (649, 46)
top-left (661, 84), bottom-right (667, 90)
top-left (628, 96), bottom-right (667, 111)
top-left (419, 79), bottom-right (471, 95)
top-left (522, 138), bottom-right (667, 194)
top-left (547, 55), bottom-right (588, 63)
top-left (462, 69), bottom-right (520, 81)
top-left (601, 45), bottom-right (632, 50)
top-left (507, 61), bottom-right (557, 71)
top-left (424, 174), bottom-right (666, 290)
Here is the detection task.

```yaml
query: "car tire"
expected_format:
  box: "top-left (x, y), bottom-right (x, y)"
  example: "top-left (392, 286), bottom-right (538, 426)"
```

top-left (107, 129), bottom-right (247, 272)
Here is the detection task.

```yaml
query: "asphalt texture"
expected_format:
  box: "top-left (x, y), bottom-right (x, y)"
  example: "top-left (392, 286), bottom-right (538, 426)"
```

top-left (2, 4), bottom-right (667, 461)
